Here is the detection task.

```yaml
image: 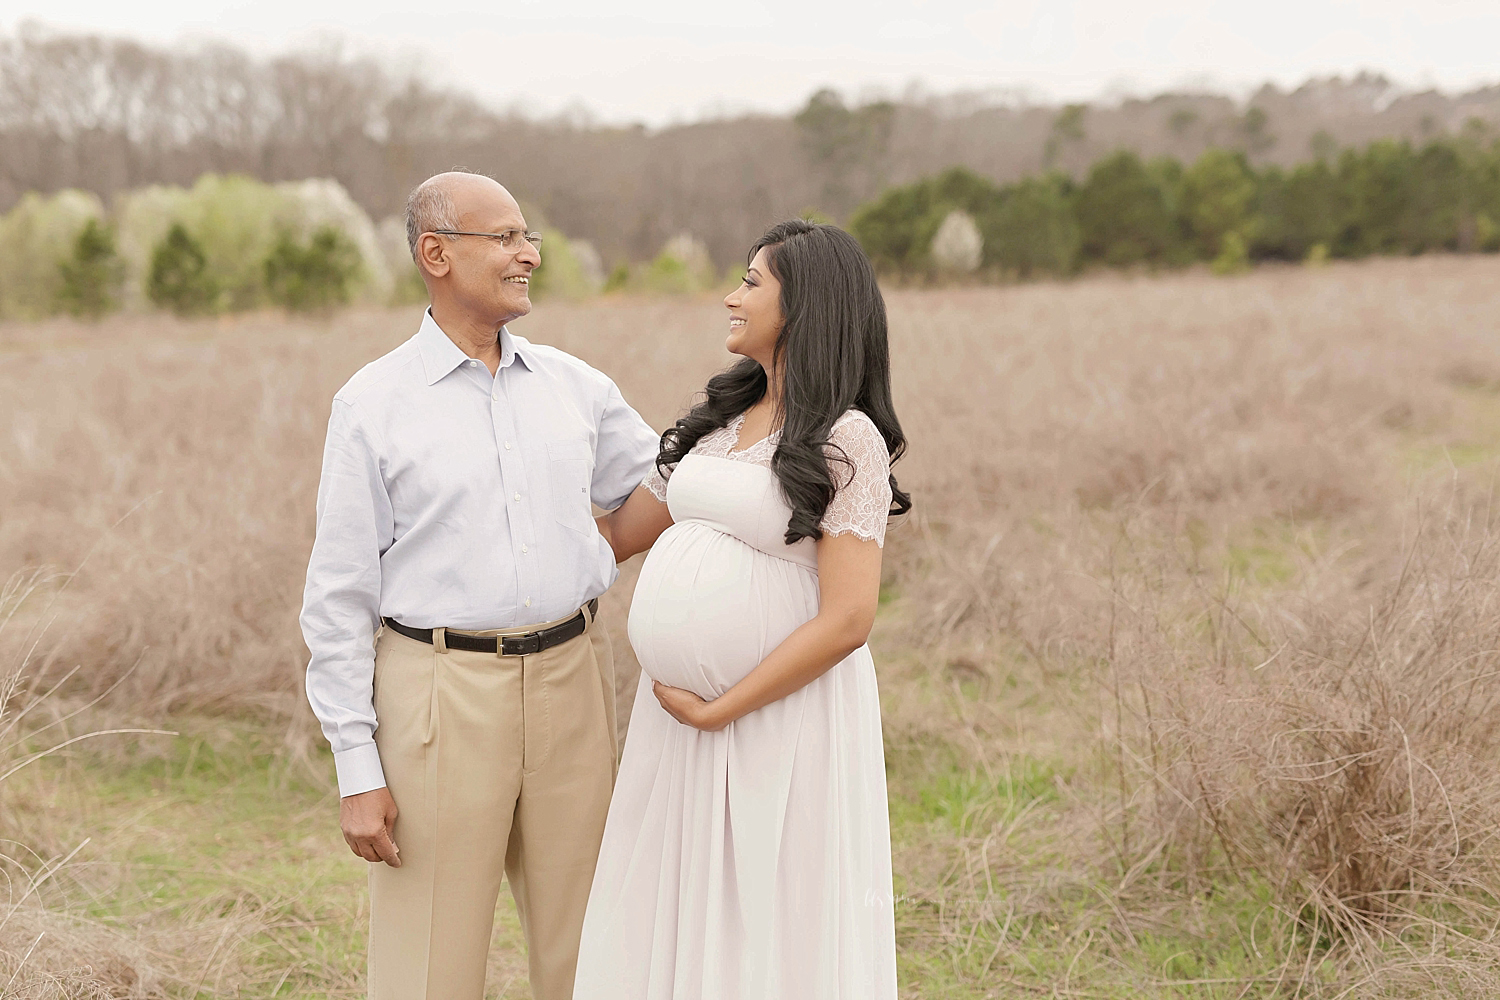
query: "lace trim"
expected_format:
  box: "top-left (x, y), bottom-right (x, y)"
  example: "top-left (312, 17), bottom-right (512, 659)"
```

top-left (644, 410), bottom-right (892, 546)
top-left (641, 414), bottom-right (765, 501)
top-left (818, 411), bottom-right (892, 547)
top-left (704, 413), bottom-right (779, 463)
top-left (643, 464), bottom-right (669, 502)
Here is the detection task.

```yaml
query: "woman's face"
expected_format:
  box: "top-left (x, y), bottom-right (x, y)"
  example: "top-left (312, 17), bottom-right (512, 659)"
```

top-left (723, 246), bottom-right (783, 369)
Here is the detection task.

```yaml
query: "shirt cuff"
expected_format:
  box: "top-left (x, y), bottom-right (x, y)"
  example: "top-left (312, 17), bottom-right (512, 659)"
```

top-left (333, 742), bottom-right (387, 797)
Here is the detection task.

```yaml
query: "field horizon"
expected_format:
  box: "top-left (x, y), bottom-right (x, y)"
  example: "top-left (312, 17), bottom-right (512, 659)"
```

top-left (6, 255), bottom-right (1500, 997)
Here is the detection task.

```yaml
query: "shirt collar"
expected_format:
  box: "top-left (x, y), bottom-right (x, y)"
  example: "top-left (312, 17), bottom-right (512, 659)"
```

top-left (416, 308), bottom-right (532, 385)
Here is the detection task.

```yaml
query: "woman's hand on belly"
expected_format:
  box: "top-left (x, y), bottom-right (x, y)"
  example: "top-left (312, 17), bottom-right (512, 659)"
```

top-left (684, 531), bottom-right (882, 727)
top-left (652, 680), bottom-right (731, 732)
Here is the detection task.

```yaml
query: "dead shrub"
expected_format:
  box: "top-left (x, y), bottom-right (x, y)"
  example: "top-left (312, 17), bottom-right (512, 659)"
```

top-left (0, 905), bottom-right (156, 999)
top-left (1112, 492), bottom-right (1500, 941)
top-left (0, 568), bottom-right (179, 998)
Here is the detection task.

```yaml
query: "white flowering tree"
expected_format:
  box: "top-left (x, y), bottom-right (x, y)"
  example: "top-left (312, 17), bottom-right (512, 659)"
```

top-left (929, 209), bottom-right (983, 276)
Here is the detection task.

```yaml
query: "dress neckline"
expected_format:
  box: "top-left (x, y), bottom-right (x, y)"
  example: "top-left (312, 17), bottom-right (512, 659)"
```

top-left (726, 411), bottom-right (781, 457)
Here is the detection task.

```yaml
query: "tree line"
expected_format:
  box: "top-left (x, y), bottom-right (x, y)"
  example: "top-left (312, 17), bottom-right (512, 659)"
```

top-left (850, 137), bottom-right (1500, 281)
top-left (5, 26), bottom-right (1500, 271)
top-left (0, 172), bottom-right (728, 322)
top-left (0, 176), bottom-right (401, 321)
top-left (10, 133), bottom-right (1500, 323)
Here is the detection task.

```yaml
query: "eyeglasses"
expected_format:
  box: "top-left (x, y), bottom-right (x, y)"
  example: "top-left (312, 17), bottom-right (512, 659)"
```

top-left (431, 229), bottom-right (543, 252)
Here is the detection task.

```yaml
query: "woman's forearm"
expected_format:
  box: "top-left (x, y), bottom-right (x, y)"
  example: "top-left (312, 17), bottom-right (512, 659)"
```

top-left (593, 514), bottom-right (622, 562)
top-left (601, 484), bottom-right (674, 562)
top-left (705, 532), bottom-right (882, 727)
top-left (650, 532), bottom-right (884, 732)
top-left (705, 607), bottom-right (872, 727)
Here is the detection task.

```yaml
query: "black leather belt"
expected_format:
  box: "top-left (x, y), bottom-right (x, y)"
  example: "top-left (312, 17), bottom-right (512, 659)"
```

top-left (383, 599), bottom-right (596, 656)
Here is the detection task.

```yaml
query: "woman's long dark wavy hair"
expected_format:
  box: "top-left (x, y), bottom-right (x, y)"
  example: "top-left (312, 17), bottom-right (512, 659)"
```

top-left (657, 219), bottom-right (912, 544)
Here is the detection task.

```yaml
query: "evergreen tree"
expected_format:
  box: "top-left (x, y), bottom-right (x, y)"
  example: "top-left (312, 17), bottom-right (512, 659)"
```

top-left (1472, 139), bottom-right (1500, 251)
top-left (1075, 151), bottom-right (1181, 267)
top-left (263, 226), bottom-right (362, 312)
top-left (1407, 141), bottom-right (1473, 252)
top-left (148, 223), bottom-right (219, 315)
top-left (981, 174), bottom-right (1080, 277)
top-left (56, 218), bottom-right (124, 318)
top-left (1181, 149), bottom-right (1257, 258)
top-left (1339, 140), bottom-right (1417, 256)
top-left (849, 184), bottom-right (934, 275)
top-left (1252, 161), bottom-right (1342, 261)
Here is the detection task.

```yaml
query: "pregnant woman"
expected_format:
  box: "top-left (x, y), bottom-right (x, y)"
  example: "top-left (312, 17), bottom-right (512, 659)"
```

top-left (576, 219), bottom-right (911, 999)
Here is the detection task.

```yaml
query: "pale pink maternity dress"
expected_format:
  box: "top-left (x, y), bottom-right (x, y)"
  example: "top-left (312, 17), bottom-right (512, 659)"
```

top-left (573, 408), bottom-right (898, 1000)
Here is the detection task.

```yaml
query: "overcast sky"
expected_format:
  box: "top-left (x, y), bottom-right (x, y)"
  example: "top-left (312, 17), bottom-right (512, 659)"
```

top-left (7, 1), bottom-right (1499, 125)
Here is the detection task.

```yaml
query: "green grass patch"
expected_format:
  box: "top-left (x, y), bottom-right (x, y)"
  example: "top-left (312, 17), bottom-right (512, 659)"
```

top-left (891, 756), bottom-right (1062, 837)
top-left (1402, 439), bottom-right (1500, 472)
top-left (880, 737), bottom-right (1341, 998)
top-left (21, 708), bottom-right (1481, 998)
top-left (8, 717), bottom-right (530, 998)
top-left (1224, 540), bottom-right (1297, 586)
top-left (1221, 520), bottom-right (1321, 587)
top-left (1400, 382), bottom-right (1500, 473)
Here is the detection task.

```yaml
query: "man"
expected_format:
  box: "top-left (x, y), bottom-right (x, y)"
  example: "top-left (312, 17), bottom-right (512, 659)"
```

top-left (300, 171), bottom-right (659, 999)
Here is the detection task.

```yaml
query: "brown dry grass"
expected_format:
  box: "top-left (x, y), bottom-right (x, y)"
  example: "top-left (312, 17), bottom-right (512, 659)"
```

top-left (6, 256), bottom-right (1500, 996)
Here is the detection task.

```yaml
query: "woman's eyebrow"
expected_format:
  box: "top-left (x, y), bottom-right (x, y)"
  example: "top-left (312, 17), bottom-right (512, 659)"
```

top-left (746, 267), bottom-right (762, 279)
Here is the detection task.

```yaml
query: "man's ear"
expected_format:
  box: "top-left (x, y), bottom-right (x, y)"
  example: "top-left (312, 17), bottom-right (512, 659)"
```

top-left (417, 232), bottom-right (452, 279)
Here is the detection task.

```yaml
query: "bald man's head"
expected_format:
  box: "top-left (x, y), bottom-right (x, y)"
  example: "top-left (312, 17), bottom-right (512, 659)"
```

top-left (404, 171), bottom-right (518, 261)
top-left (403, 170), bottom-right (539, 331)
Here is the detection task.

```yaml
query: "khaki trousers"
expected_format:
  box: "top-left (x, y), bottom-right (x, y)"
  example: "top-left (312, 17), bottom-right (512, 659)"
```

top-left (368, 608), bottom-right (617, 1000)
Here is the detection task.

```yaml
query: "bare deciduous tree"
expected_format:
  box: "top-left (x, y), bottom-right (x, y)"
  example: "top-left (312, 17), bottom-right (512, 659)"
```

top-left (3, 27), bottom-right (1498, 268)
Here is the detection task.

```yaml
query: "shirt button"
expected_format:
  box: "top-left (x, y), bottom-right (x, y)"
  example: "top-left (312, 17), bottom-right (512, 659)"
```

top-left (492, 393), bottom-right (499, 401)
top-left (522, 544), bottom-right (529, 554)
top-left (524, 597), bottom-right (532, 608)
top-left (504, 441), bottom-right (512, 450)
top-left (513, 493), bottom-right (521, 502)
top-left (468, 359), bottom-right (478, 367)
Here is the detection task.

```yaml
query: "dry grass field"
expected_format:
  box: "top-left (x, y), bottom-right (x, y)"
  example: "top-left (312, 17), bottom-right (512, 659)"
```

top-left (5, 256), bottom-right (1500, 997)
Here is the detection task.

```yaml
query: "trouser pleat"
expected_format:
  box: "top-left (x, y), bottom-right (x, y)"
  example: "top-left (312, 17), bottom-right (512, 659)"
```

top-left (366, 615), bottom-right (615, 1000)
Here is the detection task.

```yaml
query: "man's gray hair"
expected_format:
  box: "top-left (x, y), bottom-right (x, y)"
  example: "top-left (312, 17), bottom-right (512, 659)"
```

top-left (404, 178), bottom-right (462, 263)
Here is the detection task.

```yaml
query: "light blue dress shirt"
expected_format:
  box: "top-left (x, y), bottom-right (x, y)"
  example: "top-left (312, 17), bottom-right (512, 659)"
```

top-left (300, 310), bottom-right (659, 796)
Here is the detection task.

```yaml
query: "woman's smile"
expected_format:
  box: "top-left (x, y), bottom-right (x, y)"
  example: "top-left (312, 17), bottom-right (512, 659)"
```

top-left (723, 246), bottom-right (783, 366)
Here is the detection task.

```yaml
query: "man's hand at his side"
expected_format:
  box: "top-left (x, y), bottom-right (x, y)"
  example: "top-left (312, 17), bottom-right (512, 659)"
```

top-left (341, 786), bottom-right (401, 867)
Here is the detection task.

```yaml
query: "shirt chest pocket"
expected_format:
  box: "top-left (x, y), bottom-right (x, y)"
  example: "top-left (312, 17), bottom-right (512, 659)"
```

top-left (548, 440), bottom-right (595, 535)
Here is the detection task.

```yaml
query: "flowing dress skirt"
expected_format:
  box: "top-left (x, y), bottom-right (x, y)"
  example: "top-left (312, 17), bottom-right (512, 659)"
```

top-left (573, 495), bottom-right (898, 1000)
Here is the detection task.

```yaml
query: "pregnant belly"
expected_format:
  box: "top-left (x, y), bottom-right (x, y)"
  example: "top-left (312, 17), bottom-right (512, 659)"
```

top-left (627, 521), bottom-right (820, 700)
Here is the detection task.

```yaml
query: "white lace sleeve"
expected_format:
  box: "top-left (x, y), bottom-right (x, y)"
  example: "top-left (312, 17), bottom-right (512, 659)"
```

top-left (820, 411), bottom-right (893, 546)
top-left (642, 461), bottom-right (670, 502)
